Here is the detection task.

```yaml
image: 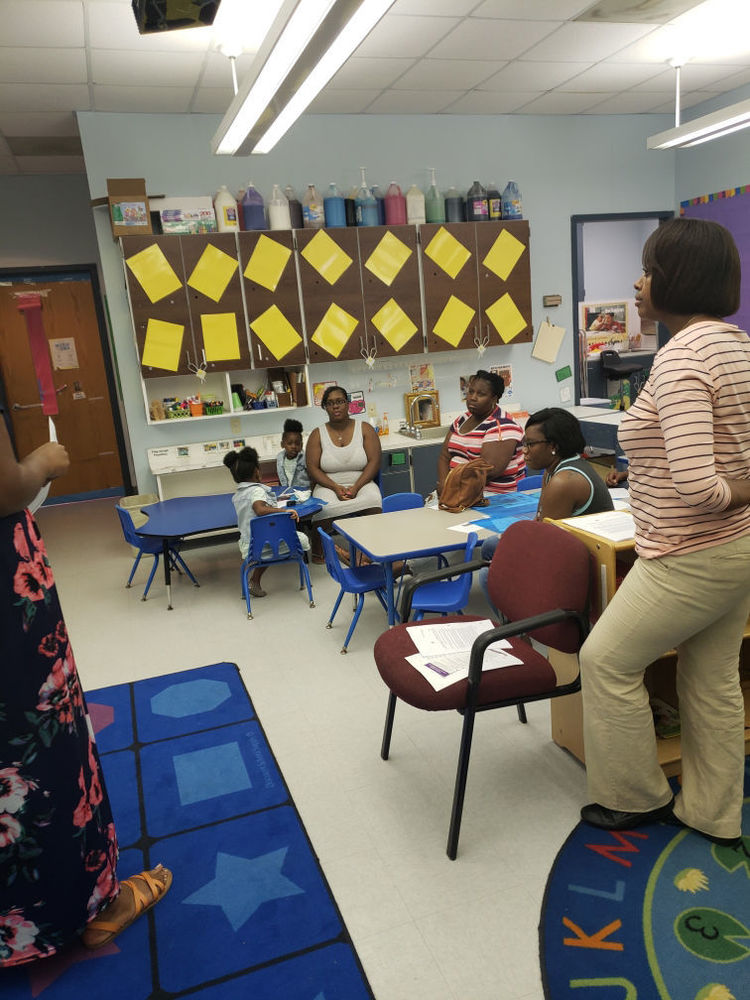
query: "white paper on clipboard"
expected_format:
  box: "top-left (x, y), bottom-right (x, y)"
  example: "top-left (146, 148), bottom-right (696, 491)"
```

top-left (28, 418), bottom-right (57, 515)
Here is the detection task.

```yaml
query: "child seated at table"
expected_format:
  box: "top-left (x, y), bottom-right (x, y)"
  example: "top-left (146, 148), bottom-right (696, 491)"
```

top-left (224, 445), bottom-right (310, 599)
top-left (276, 418), bottom-right (310, 491)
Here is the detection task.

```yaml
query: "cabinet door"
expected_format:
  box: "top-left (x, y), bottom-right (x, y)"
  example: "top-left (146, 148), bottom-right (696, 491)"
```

top-left (421, 223), bottom-right (480, 354)
top-left (358, 225), bottom-right (423, 358)
top-left (297, 228), bottom-right (366, 363)
top-left (237, 231), bottom-right (306, 369)
top-left (475, 220), bottom-right (532, 345)
top-left (380, 448), bottom-right (412, 496)
top-left (122, 235), bottom-right (194, 378)
top-left (412, 442), bottom-right (443, 496)
top-left (181, 233), bottom-right (252, 373)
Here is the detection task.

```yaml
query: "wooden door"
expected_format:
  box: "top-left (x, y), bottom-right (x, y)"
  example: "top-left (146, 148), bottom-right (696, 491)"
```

top-left (357, 224), bottom-right (423, 359)
top-left (0, 275), bottom-right (124, 498)
top-left (420, 222), bottom-right (480, 353)
top-left (475, 220), bottom-right (532, 346)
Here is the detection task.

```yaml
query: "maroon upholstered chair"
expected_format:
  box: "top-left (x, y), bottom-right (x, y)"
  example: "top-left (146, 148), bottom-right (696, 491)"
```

top-left (373, 519), bottom-right (592, 859)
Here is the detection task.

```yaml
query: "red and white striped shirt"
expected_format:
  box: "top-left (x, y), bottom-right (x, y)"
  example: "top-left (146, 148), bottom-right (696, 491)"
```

top-left (619, 320), bottom-right (750, 558)
top-left (448, 407), bottom-right (525, 494)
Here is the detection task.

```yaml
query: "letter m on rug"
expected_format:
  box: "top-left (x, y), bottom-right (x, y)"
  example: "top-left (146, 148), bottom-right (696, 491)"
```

top-left (585, 830), bottom-right (648, 868)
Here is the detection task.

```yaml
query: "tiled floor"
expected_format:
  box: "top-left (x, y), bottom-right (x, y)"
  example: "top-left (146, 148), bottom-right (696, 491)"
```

top-left (37, 497), bottom-right (589, 1000)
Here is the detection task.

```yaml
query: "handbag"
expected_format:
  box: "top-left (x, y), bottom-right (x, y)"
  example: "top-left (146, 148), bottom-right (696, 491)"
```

top-left (438, 459), bottom-right (494, 512)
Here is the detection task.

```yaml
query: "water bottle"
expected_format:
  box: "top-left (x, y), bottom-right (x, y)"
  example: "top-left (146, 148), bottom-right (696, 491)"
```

top-left (444, 187), bottom-right (465, 223)
top-left (384, 181), bottom-right (407, 225)
top-left (370, 184), bottom-right (386, 224)
top-left (323, 182), bottom-right (346, 228)
top-left (302, 184), bottom-right (324, 228)
top-left (355, 168), bottom-right (379, 227)
top-left (501, 180), bottom-right (522, 219)
top-left (425, 167), bottom-right (445, 223)
top-left (213, 185), bottom-right (239, 232)
top-left (466, 180), bottom-right (489, 222)
top-left (487, 183), bottom-right (502, 221)
top-left (284, 185), bottom-right (303, 229)
top-left (344, 194), bottom-right (357, 226)
top-left (406, 184), bottom-right (426, 225)
top-left (241, 183), bottom-right (266, 230)
top-left (268, 183), bottom-right (291, 230)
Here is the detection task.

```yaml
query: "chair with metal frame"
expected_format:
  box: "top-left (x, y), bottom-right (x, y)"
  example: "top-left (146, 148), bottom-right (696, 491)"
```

top-left (318, 526), bottom-right (389, 654)
top-left (116, 504), bottom-right (198, 601)
top-left (242, 510), bottom-right (314, 620)
top-left (373, 519), bottom-right (593, 859)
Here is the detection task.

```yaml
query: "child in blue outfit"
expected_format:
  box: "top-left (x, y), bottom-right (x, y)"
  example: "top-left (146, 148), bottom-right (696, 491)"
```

top-left (223, 445), bottom-right (310, 598)
top-left (276, 418), bottom-right (310, 491)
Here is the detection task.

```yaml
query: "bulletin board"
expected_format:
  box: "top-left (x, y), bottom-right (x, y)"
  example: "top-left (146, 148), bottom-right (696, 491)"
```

top-left (680, 184), bottom-right (750, 335)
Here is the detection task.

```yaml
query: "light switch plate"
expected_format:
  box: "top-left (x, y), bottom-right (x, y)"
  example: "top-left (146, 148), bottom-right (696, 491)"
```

top-left (560, 386), bottom-right (572, 403)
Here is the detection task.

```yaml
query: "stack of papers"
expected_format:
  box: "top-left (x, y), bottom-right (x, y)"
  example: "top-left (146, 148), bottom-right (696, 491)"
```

top-left (406, 619), bottom-right (523, 691)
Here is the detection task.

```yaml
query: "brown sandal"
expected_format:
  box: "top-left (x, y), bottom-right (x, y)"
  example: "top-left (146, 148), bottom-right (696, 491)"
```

top-left (82, 866), bottom-right (173, 950)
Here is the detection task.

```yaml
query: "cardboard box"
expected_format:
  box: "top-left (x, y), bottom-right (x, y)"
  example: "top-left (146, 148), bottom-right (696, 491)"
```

top-left (106, 178), bottom-right (152, 238)
top-left (151, 196), bottom-right (217, 234)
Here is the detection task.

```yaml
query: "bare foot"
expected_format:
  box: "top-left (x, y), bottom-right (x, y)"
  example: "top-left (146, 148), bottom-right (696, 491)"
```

top-left (81, 864), bottom-right (172, 949)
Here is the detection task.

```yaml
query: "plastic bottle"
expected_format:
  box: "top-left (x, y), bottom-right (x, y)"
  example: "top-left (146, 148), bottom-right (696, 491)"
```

top-left (268, 184), bottom-right (291, 230)
top-left (487, 183), bottom-right (502, 221)
top-left (323, 182), bottom-right (346, 228)
top-left (406, 184), bottom-right (426, 225)
top-left (466, 180), bottom-right (489, 222)
top-left (444, 186), bottom-right (465, 223)
top-left (241, 183), bottom-right (266, 230)
top-left (284, 185), bottom-right (303, 229)
top-left (370, 184), bottom-right (386, 224)
top-left (235, 188), bottom-right (246, 229)
top-left (344, 193), bottom-right (357, 227)
top-left (384, 181), bottom-right (407, 225)
top-left (381, 411), bottom-right (389, 436)
top-left (302, 184), bottom-right (324, 228)
top-left (425, 167), bottom-right (445, 223)
top-left (501, 180), bottom-right (523, 219)
top-left (355, 168), bottom-right (379, 227)
top-left (213, 185), bottom-right (239, 232)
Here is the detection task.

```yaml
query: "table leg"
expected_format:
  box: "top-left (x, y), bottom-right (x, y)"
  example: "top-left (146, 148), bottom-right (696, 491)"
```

top-left (162, 538), bottom-right (173, 610)
top-left (384, 561), bottom-right (395, 627)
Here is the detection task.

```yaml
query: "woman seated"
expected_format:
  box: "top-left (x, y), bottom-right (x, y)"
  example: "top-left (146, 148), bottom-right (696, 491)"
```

top-left (437, 370), bottom-right (525, 498)
top-left (306, 385), bottom-right (382, 562)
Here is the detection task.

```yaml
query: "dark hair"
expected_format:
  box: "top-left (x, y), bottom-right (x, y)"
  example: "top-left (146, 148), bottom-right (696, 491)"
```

top-left (643, 218), bottom-right (740, 317)
top-left (471, 370), bottom-right (504, 400)
top-left (526, 407), bottom-right (585, 459)
top-left (321, 384), bottom-right (347, 408)
top-left (282, 418), bottom-right (303, 437)
top-left (223, 446), bottom-right (259, 484)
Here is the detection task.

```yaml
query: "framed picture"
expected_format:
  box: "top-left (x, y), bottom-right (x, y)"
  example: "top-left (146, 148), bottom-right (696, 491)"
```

top-left (581, 301), bottom-right (629, 356)
top-left (404, 391), bottom-right (440, 428)
top-left (348, 390), bottom-right (365, 414)
top-left (312, 380), bottom-right (337, 407)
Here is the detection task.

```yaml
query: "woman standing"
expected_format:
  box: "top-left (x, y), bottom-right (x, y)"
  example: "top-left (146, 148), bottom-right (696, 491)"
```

top-left (437, 370), bottom-right (525, 497)
top-left (306, 385), bottom-right (382, 562)
top-left (580, 218), bottom-right (750, 846)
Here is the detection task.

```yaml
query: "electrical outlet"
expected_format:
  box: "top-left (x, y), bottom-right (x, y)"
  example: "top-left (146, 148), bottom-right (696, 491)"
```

top-left (560, 386), bottom-right (572, 403)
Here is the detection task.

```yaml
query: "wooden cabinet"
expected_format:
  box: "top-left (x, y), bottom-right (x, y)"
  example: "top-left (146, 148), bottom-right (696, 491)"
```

top-left (358, 224), bottom-right (423, 358)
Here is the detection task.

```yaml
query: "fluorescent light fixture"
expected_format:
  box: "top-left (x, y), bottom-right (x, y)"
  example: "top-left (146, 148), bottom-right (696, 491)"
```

top-left (212, 0), bottom-right (395, 156)
top-left (647, 96), bottom-right (750, 149)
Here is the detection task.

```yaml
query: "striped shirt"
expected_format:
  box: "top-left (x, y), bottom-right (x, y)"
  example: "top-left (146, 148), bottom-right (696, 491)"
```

top-left (448, 407), bottom-right (525, 494)
top-left (619, 320), bottom-right (750, 558)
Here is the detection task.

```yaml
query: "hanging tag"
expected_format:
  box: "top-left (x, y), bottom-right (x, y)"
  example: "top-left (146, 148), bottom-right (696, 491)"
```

top-left (365, 354), bottom-right (375, 369)
top-left (195, 368), bottom-right (207, 383)
top-left (476, 342), bottom-right (486, 357)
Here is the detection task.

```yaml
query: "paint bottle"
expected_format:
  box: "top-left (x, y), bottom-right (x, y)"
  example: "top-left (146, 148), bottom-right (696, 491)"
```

top-left (235, 188), bottom-right (246, 229)
top-left (444, 187), bottom-right (465, 223)
top-left (323, 182), bottom-right (346, 227)
top-left (213, 185), bottom-right (239, 232)
top-left (487, 183), bottom-right (502, 221)
top-left (381, 411), bottom-right (389, 436)
top-left (501, 180), bottom-right (523, 219)
top-left (302, 184), bottom-right (324, 228)
top-left (425, 167), bottom-right (445, 223)
top-left (406, 184), bottom-right (426, 225)
top-left (466, 180), bottom-right (489, 222)
top-left (284, 185), bottom-right (304, 229)
top-left (241, 183), bottom-right (266, 230)
top-left (344, 194), bottom-right (357, 227)
top-left (268, 184), bottom-right (292, 230)
top-left (355, 168), bottom-right (379, 227)
top-left (384, 182), bottom-right (407, 225)
top-left (370, 184), bottom-right (386, 224)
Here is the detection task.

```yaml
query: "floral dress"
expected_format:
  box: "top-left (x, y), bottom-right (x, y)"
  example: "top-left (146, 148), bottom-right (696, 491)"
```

top-left (0, 509), bottom-right (118, 966)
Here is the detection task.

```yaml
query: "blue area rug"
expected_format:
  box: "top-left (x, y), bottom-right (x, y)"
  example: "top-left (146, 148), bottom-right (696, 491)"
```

top-left (3, 663), bottom-right (373, 1000)
top-left (540, 761), bottom-right (750, 999)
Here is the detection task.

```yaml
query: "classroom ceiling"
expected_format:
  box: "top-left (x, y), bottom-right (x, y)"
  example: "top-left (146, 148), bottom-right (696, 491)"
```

top-left (2, 0), bottom-right (750, 176)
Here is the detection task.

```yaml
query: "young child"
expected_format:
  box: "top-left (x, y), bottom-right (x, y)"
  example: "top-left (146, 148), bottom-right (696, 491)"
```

top-left (276, 418), bottom-right (310, 491)
top-left (223, 446), bottom-right (310, 598)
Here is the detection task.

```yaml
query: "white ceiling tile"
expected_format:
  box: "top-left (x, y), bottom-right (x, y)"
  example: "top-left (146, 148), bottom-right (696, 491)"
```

top-left (678, 62), bottom-right (750, 90)
top-left (0, 47), bottom-right (87, 84)
top-left (473, 0), bottom-right (591, 18)
top-left (88, 2), bottom-right (214, 51)
top-left (707, 66), bottom-right (750, 92)
top-left (0, 111), bottom-right (79, 136)
top-left (393, 59), bottom-right (506, 91)
top-left (200, 51), bottom-right (258, 88)
top-left (353, 15), bottom-right (460, 58)
top-left (16, 154), bottom-right (86, 174)
top-left (365, 90), bottom-right (466, 113)
top-left (560, 62), bottom-right (665, 91)
top-left (430, 19), bottom-right (561, 61)
top-left (0, 1), bottom-right (84, 46)
top-left (522, 22), bottom-right (659, 63)
top-left (92, 85), bottom-right (192, 112)
top-left (444, 90), bottom-right (542, 113)
top-left (479, 60), bottom-right (592, 91)
top-left (649, 90), bottom-right (717, 113)
top-left (630, 68), bottom-right (680, 93)
top-left (608, 24), bottom-right (693, 64)
top-left (0, 83), bottom-right (91, 113)
top-left (519, 91), bottom-right (607, 113)
top-left (191, 88), bottom-right (235, 114)
top-left (307, 90), bottom-right (384, 113)
top-left (330, 57), bottom-right (416, 90)
top-left (391, 0), bottom-right (477, 14)
top-left (582, 93), bottom-right (670, 113)
top-left (91, 49), bottom-right (206, 87)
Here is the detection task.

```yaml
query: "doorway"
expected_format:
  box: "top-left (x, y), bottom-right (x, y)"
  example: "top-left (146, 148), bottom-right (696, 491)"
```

top-left (0, 265), bottom-right (133, 501)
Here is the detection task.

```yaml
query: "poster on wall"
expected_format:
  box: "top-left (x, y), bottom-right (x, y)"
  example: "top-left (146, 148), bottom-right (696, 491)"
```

top-left (580, 301), bottom-right (628, 357)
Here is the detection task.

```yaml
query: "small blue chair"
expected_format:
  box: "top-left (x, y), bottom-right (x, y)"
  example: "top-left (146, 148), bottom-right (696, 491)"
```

top-left (410, 532), bottom-right (478, 621)
top-left (318, 527), bottom-right (389, 654)
top-left (517, 474), bottom-right (543, 491)
top-left (382, 492), bottom-right (423, 513)
top-left (116, 504), bottom-right (198, 601)
top-left (242, 511), bottom-right (315, 620)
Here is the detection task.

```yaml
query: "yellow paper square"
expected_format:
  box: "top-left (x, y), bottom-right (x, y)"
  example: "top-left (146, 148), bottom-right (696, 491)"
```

top-left (301, 230), bottom-right (353, 286)
top-left (482, 229), bottom-right (526, 282)
top-left (485, 293), bottom-right (527, 343)
top-left (250, 304), bottom-right (302, 361)
top-left (125, 244), bottom-right (182, 304)
top-left (311, 303), bottom-right (359, 358)
top-left (141, 318), bottom-right (184, 371)
top-left (424, 227), bottom-right (471, 280)
top-left (364, 231), bottom-right (412, 287)
top-left (201, 313), bottom-right (240, 362)
top-left (432, 295), bottom-right (475, 347)
top-left (371, 298), bottom-right (417, 352)
top-left (243, 234), bottom-right (292, 292)
top-left (187, 244), bottom-right (238, 303)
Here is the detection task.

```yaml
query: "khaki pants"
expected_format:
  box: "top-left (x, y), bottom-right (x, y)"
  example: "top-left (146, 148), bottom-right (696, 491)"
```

top-left (581, 533), bottom-right (750, 839)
